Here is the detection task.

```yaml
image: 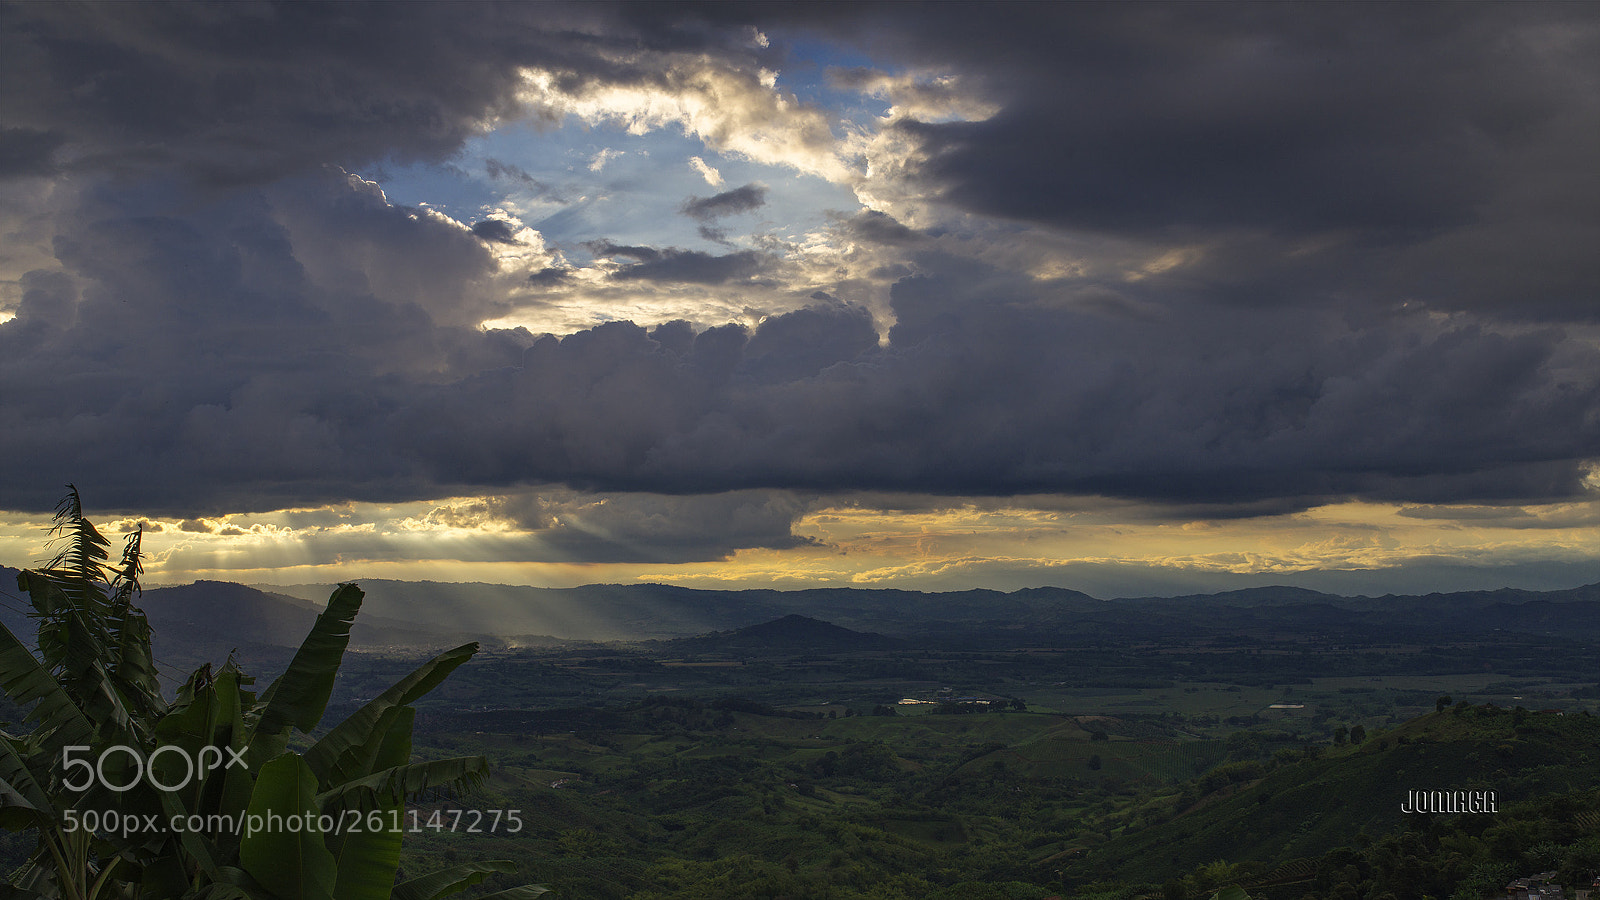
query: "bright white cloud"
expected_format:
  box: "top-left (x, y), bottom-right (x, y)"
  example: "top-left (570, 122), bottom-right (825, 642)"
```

top-left (513, 59), bottom-right (1000, 234)
top-left (830, 67), bottom-right (1002, 124)
top-left (689, 156), bottom-right (724, 186)
top-left (588, 147), bottom-right (624, 172)
top-left (517, 62), bottom-right (853, 183)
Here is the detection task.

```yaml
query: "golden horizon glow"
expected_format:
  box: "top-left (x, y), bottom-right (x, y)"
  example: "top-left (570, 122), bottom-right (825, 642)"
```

top-left (3, 492), bottom-right (1598, 598)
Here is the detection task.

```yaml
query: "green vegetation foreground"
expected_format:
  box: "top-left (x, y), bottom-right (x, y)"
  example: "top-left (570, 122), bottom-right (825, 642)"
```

top-left (0, 489), bottom-right (543, 900)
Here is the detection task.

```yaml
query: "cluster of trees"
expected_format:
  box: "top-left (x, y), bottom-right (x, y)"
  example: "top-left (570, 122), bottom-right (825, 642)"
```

top-left (0, 490), bottom-right (543, 900)
top-left (1330, 724), bottom-right (1367, 744)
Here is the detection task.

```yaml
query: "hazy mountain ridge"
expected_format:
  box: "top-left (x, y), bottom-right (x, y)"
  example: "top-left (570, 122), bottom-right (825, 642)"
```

top-left (250, 576), bottom-right (1600, 647)
top-left (7, 566), bottom-right (1600, 651)
top-left (141, 580), bottom-right (481, 649)
top-left (0, 568), bottom-right (493, 672)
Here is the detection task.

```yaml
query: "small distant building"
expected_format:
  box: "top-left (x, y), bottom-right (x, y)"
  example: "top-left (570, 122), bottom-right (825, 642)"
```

top-left (1507, 871), bottom-right (1565, 900)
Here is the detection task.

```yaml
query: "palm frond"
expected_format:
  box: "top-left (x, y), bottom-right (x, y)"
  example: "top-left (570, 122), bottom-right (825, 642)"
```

top-left (40, 486), bottom-right (113, 629)
top-left (0, 621), bottom-right (94, 754)
top-left (107, 530), bottom-right (141, 607)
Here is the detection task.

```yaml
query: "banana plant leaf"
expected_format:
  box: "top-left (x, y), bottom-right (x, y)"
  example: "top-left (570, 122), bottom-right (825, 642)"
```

top-left (390, 861), bottom-right (517, 900)
top-left (239, 755), bottom-right (337, 900)
top-left (303, 643), bottom-right (476, 787)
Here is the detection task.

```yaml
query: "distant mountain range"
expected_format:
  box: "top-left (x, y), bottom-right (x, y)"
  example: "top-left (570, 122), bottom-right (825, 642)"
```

top-left (5, 566), bottom-right (1600, 665)
top-left (263, 577), bottom-right (1600, 645)
top-left (665, 614), bottom-right (899, 652)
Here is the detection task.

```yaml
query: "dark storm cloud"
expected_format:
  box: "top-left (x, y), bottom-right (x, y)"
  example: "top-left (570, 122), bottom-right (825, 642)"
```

top-left (774, 5), bottom-right (1570, 232)
top-left (387, 254), bottom-right (1600, 505)
top-left (741, 301), bottom-right (878, 384)
top-left (608, 249), bottom-right (771, 285)
top-left (840, 210), bottom-right (920, 246)
top-left (484, 159), bottom-right (538, 185)
top-left (470, 219), bottom-right (520, 244)
top-left (526, 267), bottom-right (572, 288)
top-left (752, 3), bottom-right (1600, 321)
top-left (0, 1), bottom-right (769, 186)
top-left (0, 127), bottom-right (63, 178)
top-left (0, 3), bottom-right (503, 184)
top-left (0, 168), bottom-right (532, 514)
top-left (480, 490), bottom-right (817, 563)
top-left (681, 184), bottom-right (768, 221)
top-left (584, 241), bottom-right (661, 263)
top-left (4, 0), bottom-right (1600, 548)
top-left (4, 166), bottom-right (1600, 526)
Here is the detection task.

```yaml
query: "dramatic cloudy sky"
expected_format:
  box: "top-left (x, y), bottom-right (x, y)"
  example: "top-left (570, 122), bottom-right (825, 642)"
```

top-left (3, 2), bottom-right (1600, 597)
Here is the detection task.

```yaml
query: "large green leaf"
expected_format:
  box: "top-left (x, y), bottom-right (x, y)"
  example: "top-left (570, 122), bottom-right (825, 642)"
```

top-left (154, 773), bottom-right (231, 883)
top-left (0, 733), bottom-right (55, 822)
top-left (143, 670), bottom-right (251, 862)
top-left (371, 706), bottom-right (414, 773)
top-left (390, 861), bottom-right (516, 900)
top-left (215, 668), bottom-right (259, 851)
top-left (317, 699), bottom-right (423, 900)
top-left (252, 585), bottom-right (364, 746)
top-left (303, 643), bottom-right (476, 787)
top-left (314, 757), bottom-right (488, 814)
top-left (473, 886), bottom-right (549, 900)
top-left (326, 801), bottom-right (403, 900)
top-left (239, 755), bottom-right (337, 900)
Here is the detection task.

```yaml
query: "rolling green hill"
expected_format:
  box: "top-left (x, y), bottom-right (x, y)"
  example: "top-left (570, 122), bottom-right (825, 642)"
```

top-left (1079, 705), bottom-right (1600, 883)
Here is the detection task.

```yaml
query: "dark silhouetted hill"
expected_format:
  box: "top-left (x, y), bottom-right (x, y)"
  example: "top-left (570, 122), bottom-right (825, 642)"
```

top-left (675, 614), bottom-right (900, 652)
